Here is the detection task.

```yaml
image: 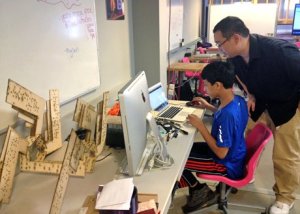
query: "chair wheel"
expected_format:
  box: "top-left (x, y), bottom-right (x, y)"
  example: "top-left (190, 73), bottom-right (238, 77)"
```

top-left (230, 188), bottom-right (238, 194)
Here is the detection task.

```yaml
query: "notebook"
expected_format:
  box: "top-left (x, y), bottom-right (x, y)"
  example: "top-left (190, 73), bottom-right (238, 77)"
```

top-left (148, 83), bottom-right (195, 122)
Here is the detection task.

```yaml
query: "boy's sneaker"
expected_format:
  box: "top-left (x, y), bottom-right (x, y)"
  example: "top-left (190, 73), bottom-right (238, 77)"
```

top-left (182, 185), bottom-right (218, 213)
top-left (269, 201), bottom-right (294, 214)
top-left (187, 183), bottom-right (207, 200)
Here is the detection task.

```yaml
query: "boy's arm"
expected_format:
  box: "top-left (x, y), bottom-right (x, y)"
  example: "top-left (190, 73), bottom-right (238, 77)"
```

top-left (193, 97), bottom-right (217, 112)
top-left (188, 114), bottom-right (228, 159)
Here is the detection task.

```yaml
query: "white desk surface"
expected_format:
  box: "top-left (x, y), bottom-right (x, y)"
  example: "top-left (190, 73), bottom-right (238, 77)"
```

top-left (133, 123), bottom-right (198, 214)
top-left (0, 107), bottom-right (204, 214)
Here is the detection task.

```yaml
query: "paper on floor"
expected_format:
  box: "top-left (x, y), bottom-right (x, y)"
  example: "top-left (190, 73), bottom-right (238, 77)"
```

top-left (95, 177), bottom-right (134, 210)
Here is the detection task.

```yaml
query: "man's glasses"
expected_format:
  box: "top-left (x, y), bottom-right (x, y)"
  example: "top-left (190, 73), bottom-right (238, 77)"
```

top-left (216, 38), bottom-right (229, 48)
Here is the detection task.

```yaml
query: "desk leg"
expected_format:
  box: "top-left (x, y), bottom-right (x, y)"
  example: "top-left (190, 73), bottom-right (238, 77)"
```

top-left (167, 70), bottom-right (177, 100)
top-left (177, 71), bottom-right (182, 100)
top-left (167, 70), bottom-right (176, 85)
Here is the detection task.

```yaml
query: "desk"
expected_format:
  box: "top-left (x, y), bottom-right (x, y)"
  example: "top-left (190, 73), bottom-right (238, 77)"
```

top-left (167, 62), bottom-right (207, 99)
top-left (136, 105), bottom-right (204, 213)
top-left (189, 55), bottom-right (226, 63)
top-left (134, 122), bottom-right (198, 213)
top-left (0, 106), bottom-right (204, 214)
top-left (205, 47), bottom-right (220, 54)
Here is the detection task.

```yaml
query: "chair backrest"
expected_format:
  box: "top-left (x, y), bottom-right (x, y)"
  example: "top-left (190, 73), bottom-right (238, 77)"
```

top-left (183, 57), bottom-right (201, 78)
top-left (197, 47), bottom-right (206, 54)
top-left (244, 123), bottom-right (273, 180)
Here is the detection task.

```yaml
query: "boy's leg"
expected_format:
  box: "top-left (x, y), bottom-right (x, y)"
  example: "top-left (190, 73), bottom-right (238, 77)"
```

top-left (178, 143), bottom-right (226, 213)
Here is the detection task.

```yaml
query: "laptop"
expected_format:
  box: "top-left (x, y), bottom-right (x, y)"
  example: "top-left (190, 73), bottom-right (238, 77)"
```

top-left (148, 82), bottom-right (195, 122)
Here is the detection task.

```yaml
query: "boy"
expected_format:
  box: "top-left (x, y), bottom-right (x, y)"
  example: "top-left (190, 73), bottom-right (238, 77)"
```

top-left (179, 61), bottom-right (248, 213)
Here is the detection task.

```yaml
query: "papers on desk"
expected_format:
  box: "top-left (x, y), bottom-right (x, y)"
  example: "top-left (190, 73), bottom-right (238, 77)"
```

top-left (95, 178), bottom-right (134, 210)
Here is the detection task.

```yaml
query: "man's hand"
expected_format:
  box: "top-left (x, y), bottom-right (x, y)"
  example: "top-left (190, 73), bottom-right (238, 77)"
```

top-left (247, 93), bottom-right (256, 115)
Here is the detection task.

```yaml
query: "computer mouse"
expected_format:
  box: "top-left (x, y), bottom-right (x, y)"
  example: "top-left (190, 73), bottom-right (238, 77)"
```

top-left (186, 101), bottom-right (199, 107)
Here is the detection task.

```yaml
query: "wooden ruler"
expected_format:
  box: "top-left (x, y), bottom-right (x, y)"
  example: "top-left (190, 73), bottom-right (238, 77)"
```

top-left (49, 130), bottom-right (77, 214)
top-left (0, 127), bottom-right (20, 203)
top-left (82, 106), bottom-right (97, 141)
top-left (46, 89), bottom-right (62, 154)
top-left (45, 100), bottom-right (52, 142)
top-left (73, 99), bottom-right (85, 123)
top-left (73, 99), bottom-right (97, 141)
top-left (70, 137), bottom-right (84, 172)
top-left (19, 154), bottom-right (85, 177)
top-left (96, 91), bottom-right (109, 156)
top-left (28, 135), bottom-right (47, 161)
top-left (82, 140), bottom-right (97, 173)
top-left (6, 79), bottom-right (46, 135)
top-left (72, 98), bottom-right (99, 172)
top-left (20, 154), bottom-right (61, 174)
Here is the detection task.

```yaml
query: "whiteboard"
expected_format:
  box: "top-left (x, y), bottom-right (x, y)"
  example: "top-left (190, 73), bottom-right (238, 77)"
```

top-left (208, 3), bottom-right (278, 43)
top-left (169, 0), bottom-right (201, 51)
top-left (169, 0), bottom-right (183, 50)
top-left (0, 0), bottom-right (100, 128)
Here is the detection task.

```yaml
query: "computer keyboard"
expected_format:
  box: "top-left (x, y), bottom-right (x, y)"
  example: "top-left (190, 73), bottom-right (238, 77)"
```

top-left (159, 106), bottom-right (182, 119)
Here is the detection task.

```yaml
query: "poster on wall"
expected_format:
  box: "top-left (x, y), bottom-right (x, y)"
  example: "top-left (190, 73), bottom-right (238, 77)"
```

top-left (106, 0), bottom-right (125, 20)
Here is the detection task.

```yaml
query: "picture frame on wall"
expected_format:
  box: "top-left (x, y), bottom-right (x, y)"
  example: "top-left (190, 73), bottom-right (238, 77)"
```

top-left (105, 0), bottom-right (125, 20)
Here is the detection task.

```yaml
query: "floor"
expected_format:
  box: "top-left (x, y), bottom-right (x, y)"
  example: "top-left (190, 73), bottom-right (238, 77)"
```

top-left (167, 115), bottom-right (300, 214)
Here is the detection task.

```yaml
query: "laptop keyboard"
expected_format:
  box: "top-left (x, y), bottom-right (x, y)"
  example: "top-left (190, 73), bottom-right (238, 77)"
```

top-left (159, 106), bottom-right (182, 119)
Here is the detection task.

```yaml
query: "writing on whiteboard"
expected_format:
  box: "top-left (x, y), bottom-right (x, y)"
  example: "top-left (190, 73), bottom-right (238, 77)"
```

top-left (61, 8), bottom-right (96, 39)
top-left (65, 47), bottom-right (79, 58)
top-left (37, 0), bottom-right (81, 9)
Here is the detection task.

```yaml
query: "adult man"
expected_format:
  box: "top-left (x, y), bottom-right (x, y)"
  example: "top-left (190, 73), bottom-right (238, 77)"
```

top-left (213, 16), bottom-right (300, 214)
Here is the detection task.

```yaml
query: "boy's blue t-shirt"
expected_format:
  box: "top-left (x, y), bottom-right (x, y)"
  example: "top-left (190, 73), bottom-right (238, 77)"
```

top-left (211, 95), bottom-right (248, 179)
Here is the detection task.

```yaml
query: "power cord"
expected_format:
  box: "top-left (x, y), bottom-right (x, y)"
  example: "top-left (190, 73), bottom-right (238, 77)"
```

top-left (147, 132), bottom-right (174, 169)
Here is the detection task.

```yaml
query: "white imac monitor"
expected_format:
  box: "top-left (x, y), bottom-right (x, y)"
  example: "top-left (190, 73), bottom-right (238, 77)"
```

top-left (118, 71), bottom-right (151, 176)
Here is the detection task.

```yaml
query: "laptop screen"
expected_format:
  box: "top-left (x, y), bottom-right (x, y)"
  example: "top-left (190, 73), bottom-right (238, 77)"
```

top-left (148, 83), bottom-right (168, 111)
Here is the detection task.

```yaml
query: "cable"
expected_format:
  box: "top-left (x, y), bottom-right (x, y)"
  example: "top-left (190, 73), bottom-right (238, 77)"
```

top-left (147, 132), bottom-right (174, 169)
top-left (96, 152), bottom-right (112, 162)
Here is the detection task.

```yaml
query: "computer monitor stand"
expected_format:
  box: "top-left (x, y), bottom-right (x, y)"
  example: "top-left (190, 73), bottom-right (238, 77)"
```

top-left (136, 113), bottom-right (174, 176)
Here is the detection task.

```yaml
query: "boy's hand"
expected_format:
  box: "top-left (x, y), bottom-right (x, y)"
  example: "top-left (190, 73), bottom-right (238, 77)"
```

top-left (187, 114), bottom-right (204, 129)
top-left (192, 97), bottom-right (210, 109)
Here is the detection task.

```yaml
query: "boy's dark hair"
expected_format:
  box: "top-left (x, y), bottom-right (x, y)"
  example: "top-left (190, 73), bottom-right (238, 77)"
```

top-left (201, 61), bottom-right (235, 89)
top-left (213, 16), bottom-right (250, 39)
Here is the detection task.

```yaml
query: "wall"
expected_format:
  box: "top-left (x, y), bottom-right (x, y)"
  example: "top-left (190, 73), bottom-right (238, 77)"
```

top-left (159, 0), bottom-right (202, 88)
top-left (207, 3), bottom-right (277, 43)
top-left (131, 0), bottom-right (202, 88)
top-left (131, 0), bottom-right (160, 86)
top-left (95, 0), bottom-right (132, 94)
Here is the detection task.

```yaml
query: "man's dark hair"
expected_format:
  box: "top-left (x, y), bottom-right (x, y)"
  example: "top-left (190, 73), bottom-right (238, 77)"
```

top-left (213, 16), bottom-right (250, 39)
top-left (201, 61), bottom-right (235, 89)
